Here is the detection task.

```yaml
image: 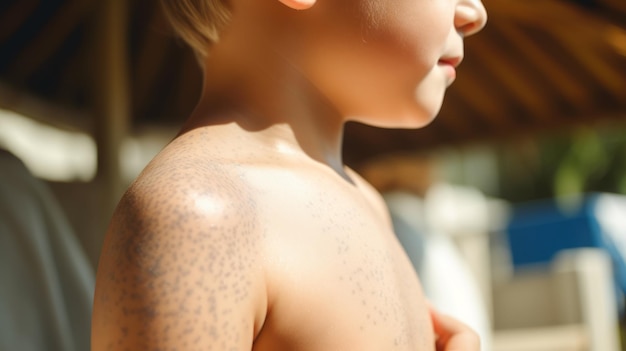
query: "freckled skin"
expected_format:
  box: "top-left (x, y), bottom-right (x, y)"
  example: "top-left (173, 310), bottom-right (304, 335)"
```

top-left (91, 125), bottom-right (435, 351)
top-left (93, 0), bottom-right (486, 348)
top-left (93, 129), bottom-right (267, 351)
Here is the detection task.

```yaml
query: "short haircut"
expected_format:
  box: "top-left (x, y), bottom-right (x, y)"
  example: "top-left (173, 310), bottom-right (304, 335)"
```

top-left (160, 0), bottom-right (231, 61)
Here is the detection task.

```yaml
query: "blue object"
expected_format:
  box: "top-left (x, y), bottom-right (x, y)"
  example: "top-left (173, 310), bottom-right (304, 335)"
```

top-left (506, 193), bottom-right (626, 310)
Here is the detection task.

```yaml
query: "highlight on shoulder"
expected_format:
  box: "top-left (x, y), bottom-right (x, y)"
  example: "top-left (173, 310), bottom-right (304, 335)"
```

top-left (92, 155), bottom-right (268, 351)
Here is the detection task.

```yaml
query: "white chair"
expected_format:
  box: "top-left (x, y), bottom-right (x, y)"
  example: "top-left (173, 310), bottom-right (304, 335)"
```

top-left (491, 248), bottom-right (621, 351)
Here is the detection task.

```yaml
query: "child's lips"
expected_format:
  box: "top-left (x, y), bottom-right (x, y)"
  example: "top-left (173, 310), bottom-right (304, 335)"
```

top-left (438, 56), bottom-right (463, 68)
top-left (438, 57), bottom-right (462, 83)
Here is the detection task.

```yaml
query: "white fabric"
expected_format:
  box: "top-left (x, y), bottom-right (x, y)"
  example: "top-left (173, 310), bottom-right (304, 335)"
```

top-left (385, 190), bottom-right (492, 351)
top-left (420, 234), bottom-right (492, 351)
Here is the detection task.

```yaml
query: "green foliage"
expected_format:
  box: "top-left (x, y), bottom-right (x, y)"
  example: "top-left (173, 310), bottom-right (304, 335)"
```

top-left (497, 123), bottom-right (626, 203)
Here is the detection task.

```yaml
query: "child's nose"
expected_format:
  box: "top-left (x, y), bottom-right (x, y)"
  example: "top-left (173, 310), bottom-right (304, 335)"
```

top-left (455, 0), bottom-right (487, 37)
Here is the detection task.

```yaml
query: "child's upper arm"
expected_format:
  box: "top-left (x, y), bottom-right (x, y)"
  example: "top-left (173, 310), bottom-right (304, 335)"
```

top-left (92, 171), bottom-right (267, 351)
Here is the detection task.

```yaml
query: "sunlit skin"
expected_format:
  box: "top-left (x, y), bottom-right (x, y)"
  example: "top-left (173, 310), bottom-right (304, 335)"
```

top-left (91, 0), bottom-right (487, 350)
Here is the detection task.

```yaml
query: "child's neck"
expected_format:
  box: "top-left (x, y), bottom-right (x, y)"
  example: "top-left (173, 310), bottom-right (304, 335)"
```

top-left (187, 33), bottom-right (349, 179)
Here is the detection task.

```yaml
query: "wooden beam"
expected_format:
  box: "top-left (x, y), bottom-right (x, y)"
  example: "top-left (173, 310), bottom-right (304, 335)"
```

top-left (549, 27), bottom-right (626, 102)
top-left (466, 29), bottom-right (561, 124)
top-left (55, 37), bottom-right (86, 102)
top-left (485, 0), bottom-right (568, 22)
top-left (92, 0), bottom-right (131, 223)
top-left (133, 5), bottom-right (172, 115)
top-left (8, 0), bottom-right (92, 80)
top-left (449, 50), bottom-right (519, 129)
top-left (0, 0), bottom-right (39, 43)
top-left (605, 24), bottom-right (626, 57)
top-left (489, 18), bottom-right (593, 111)
top-left (439, 87), bottom-right (491, 138)
top-left (598, 0), bottom-right (626, 20)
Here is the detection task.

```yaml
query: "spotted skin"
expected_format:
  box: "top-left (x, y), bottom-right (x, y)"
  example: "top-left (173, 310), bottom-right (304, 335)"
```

top-left (92, 126), bottom-right (435, 351)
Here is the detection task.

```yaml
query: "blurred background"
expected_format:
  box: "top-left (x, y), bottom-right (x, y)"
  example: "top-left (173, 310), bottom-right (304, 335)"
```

top-left (0, 0), bottom-right (625, 350)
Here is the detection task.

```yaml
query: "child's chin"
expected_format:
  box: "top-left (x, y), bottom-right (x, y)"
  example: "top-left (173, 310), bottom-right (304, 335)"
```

top-left (393, 105), bottom-right (442, 129)
top-left (393, 116), bottom-right (438, 130)
top-left (362, 111), bottom-right (438, 130)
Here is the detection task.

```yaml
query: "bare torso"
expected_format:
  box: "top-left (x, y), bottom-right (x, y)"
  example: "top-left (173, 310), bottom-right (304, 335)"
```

top-left (247, 161), bottom-right (434, 351)
top-left (92, 124), bottom-right (435, 351)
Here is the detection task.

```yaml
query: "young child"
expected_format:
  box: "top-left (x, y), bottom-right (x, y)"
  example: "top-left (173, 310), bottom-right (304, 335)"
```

top-left (92, 0), bottom-right (487, 350)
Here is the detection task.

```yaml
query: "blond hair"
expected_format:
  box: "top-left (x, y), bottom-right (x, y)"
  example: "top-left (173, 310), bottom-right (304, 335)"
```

top-left (160, 0), bottom-right (231, 61)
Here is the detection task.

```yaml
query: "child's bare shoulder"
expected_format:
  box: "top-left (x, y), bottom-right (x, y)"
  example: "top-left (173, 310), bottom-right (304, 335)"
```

top-left (93, 128), bottom-right (268, 350)
top-left (128, 139), bottom-right (242, 211)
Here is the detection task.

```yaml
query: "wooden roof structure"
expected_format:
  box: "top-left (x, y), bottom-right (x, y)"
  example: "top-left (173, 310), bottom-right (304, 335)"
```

top-left (1, 0), bottom-right (626, 169)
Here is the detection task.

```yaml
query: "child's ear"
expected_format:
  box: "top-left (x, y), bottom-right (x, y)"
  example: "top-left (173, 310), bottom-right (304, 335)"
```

top-left (278, 0), bottom-right (316, 10)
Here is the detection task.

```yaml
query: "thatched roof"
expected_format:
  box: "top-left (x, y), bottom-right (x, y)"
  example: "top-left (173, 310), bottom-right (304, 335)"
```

top-left (1, 0), bottom-right (625, 166)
